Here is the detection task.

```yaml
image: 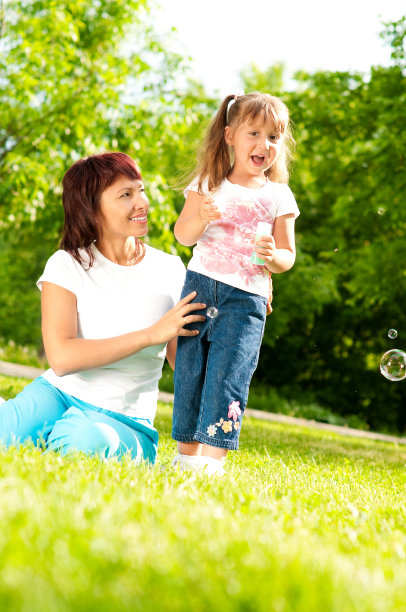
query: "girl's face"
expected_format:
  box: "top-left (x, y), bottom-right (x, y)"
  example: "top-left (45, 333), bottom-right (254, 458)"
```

top-left (225, 114), bottom-right (283, 181)
top-left (97, 175), bottom-right (149, 241)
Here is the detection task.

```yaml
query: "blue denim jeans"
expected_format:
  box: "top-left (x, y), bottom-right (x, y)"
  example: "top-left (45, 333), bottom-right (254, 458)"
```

top-left (0, 377), bottom-right (158, 463)
top-left (172, 271), bottom-right (267, 450)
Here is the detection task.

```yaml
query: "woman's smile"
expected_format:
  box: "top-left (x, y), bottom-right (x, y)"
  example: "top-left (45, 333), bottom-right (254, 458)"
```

top-left (129, 213), bottom-right (148, 223)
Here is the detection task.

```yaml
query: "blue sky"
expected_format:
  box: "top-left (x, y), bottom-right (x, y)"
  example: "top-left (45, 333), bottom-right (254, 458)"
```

top-left (157, 0), bottom-right (405, 95)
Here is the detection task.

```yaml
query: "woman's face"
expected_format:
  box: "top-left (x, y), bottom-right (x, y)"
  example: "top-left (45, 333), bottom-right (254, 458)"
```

top-left (97, 175), bottom-right (149, 241)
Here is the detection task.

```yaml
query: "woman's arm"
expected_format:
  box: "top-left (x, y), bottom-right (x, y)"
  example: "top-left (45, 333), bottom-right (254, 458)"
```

top-left (41, 282), bottom-right (205, 376)
top-left (166, 337), bottom-right (177, 371)
top-left (254, 213), bottom-right (297, 274)
top-left (174, 191), bottom-right (221, 246)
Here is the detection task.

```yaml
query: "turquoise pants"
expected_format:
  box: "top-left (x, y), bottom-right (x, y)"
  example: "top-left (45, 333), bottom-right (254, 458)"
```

top-left (0, 377), bottom-right (158, 463)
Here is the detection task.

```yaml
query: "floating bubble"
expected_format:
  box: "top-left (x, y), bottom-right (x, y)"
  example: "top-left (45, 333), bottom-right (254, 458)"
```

top-left (377, 207), bottom-right (385, 216)
top-left (207, 307), bottom-right (218, 319)
top-left (380, 349), bottom-right (406, 381)
top-left (388, 329), bottom-right (398, 340)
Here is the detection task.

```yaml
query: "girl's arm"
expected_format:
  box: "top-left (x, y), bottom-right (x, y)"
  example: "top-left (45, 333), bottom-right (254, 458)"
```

top-left (255, 213), bottom-right (296, 273)
top-left (174, 191), bottom-right (221, 246)
top-left (41, 282), bottom-right (205, 376)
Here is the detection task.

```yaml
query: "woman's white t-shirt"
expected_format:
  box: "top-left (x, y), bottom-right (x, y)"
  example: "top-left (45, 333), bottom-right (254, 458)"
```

top-left (37, 244), bottom-right (186, 421)
top-left (186, 178), bottom-right (300, 298)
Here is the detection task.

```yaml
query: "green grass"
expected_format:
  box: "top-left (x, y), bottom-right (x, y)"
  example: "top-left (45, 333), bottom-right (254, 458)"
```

top-left (1, 378), bottom-right (406, 611)
top-left (0, 375), bottom-right (31, 400)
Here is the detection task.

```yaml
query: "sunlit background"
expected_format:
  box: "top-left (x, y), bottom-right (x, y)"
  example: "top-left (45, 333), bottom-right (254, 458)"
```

top-left (157, 0), bottom-right (405, 94)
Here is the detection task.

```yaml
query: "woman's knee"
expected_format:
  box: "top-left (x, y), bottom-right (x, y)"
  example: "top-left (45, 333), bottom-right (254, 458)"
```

top-left (47, 407), bottom-right (128, 459)
top-left (0, 379), bottom-right (66, 448)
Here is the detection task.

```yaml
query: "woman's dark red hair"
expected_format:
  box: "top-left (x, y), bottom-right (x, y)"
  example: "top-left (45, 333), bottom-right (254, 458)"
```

top-left (60, 152), bottom-right (142, 266)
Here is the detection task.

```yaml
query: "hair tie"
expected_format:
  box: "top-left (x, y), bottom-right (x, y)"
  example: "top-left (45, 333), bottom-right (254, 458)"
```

top-left (226, 89), bottom-right (245, 123)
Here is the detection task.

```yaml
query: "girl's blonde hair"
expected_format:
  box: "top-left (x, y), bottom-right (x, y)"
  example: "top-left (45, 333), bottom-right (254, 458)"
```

top-left (194, 92), bottom-right (294, 193)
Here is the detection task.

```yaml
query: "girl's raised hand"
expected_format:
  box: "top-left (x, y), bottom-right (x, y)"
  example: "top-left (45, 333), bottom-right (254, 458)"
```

top-left (254, 234), bottom-right (276, 265)
top-left (199, 197), bottom-right (222, 224)
top-left (146, 291), bottom-right (206, 346)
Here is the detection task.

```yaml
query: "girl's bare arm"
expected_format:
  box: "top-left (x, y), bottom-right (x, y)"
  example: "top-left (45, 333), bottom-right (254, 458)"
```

top-left (174, 191), bottom-right (221, 246)
top-left (255, 213), bottom-right (296, 273)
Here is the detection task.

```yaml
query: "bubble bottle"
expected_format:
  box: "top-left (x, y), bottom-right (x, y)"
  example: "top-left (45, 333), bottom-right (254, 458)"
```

top-left (250, 222), bottom-right (272, 265)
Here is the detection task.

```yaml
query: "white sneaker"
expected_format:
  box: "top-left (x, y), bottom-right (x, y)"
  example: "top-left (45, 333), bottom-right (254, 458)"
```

top-left (172, 454), bottom-right (225, 477)
top-left (172, 454), bottom-right (203, 471)
top-left (200, 456), bottom-right (226, 477)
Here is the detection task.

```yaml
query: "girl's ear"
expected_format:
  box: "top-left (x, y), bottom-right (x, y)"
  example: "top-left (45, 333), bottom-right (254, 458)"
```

top-left (224, 126), bottom-right (234, 146)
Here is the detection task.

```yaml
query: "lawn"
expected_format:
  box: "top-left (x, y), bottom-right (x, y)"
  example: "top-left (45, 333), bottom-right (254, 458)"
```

top-left (0, 377), bottom-right (406, 611)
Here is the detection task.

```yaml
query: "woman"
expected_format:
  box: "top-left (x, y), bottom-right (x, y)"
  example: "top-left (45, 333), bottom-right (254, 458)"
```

top-left (0, 152), bottom-right (206, 464)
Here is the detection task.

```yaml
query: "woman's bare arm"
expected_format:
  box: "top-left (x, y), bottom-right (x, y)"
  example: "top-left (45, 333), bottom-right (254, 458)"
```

top-left (41, 282), bottom-right (205, 376)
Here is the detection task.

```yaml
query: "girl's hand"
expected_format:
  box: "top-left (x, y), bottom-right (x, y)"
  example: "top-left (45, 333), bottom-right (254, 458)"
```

top-left (146, 291), bottom-right (206, 345)
top-left (199, 197), bottom-right (222, 224)
top-left (254, 234), bottom-right (276, 265)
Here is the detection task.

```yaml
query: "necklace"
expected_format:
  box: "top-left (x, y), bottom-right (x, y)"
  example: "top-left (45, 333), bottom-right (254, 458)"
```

top-left (127, 240), bottom-right (145, 266)
top-left (95, 239), bottom-right (145, 266)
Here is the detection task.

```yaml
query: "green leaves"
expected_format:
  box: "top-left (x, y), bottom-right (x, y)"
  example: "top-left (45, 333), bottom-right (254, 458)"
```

top-left (241, 21), bottom-right (406, 430)
top-left (1, 4), bottom-right (405, 431)
top-left (0, 0), bottom-right (198, 345)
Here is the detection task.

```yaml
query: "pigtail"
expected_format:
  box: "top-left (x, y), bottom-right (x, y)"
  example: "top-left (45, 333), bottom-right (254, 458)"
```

top-left (196, 95), bottom-right (235, 193)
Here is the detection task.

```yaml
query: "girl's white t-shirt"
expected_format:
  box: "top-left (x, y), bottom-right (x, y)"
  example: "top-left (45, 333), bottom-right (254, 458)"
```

top-left (186, 178), bottom-right (300, 298)
top-left (37, 244), bottom-right (186, 421)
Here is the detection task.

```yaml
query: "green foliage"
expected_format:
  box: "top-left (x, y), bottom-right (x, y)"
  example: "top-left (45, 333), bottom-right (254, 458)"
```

top-left (0, 340), bottom-right (46, 368)
top-left (159, 363), bottom-right (370, 431)
top-left (381, 15), bottom-right (406, 63)
top-left (0, 374), bottom-right (28, 399)
top-left (0, 403), bottom-right (405, 611)
top-left (1, 5), bottom-right (406, 432)
top-left (0, 0), bottom-right (214, 346)
top-left (243, 21), bottom-right (406, 432)
top-left (240, 62), bottom-right (285, 93)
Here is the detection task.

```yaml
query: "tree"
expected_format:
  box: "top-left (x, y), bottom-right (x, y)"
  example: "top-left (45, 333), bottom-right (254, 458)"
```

top-left (241, 20), bottom-right (406, 431)
top-left (0, 0), bottom-right (214, 346)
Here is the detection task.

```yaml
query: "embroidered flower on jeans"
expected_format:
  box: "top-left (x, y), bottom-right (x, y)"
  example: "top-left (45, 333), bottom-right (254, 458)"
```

top-left (216, 418), bottom-right (224, 427)
top-left (234, 422), bottom-right (240, 430)
top-left (228, 400), bottom-right (241, 421)
top-left (221, 420), bottom-right (233, 433)
top-left (207, 424), bottom-right (218, 437)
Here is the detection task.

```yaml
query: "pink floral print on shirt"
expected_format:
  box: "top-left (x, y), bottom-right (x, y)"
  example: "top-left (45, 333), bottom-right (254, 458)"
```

top-left (197, 198), bottom-right (273, 287)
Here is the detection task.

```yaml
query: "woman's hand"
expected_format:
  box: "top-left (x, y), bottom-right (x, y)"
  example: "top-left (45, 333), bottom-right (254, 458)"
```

top-left (199, 197), bottom-right (222, 224)
top-left (146, 291), bottom-right (206, 346)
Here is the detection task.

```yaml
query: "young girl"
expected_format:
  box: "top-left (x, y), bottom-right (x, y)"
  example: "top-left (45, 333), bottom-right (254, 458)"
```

top-left (171, 92), bottom-right (299, 475)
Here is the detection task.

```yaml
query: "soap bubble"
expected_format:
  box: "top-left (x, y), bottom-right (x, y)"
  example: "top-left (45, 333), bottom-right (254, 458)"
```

top-left (377, 207), bottom-right (385, 215)
top-left (207, 307), bottom-right (218, 319)
top-left (380, 349), bottom-right (406, 381)
top-left (388, 329), bottom-right (398, 340)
